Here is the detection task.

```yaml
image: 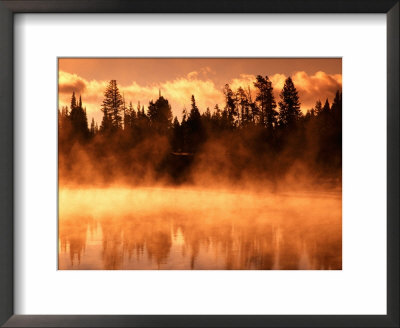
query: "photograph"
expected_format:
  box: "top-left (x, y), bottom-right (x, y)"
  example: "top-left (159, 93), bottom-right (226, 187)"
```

top-left (58, 58), bottom-right (342, 270)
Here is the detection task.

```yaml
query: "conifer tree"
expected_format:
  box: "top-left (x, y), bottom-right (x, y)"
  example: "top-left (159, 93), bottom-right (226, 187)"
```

top-left (331, 90), bottom-right (342, 123)
top-left (186, 95), bottom-right (203, 151)
top-left (188, 95), bottom-right (201, 122)
top-left (314, 100), bottom-right (323, 115)
top-left (172, 116), bottom-right (183, 152)
top-left (322, 98), bottom-right (330, 112)
top-left (254, 75), bottom-right (278, 129)
top-left (223, 84), bottom-right (237, 127)
top-left (69, 93), bottom-right (89, 139)
top-left (90, 117), bottom-right (96, 136)
top-left (70, 92), bottom-right (77, 110)
top-left (278, 77), bottom-right (301, 127)
top-left (236, 87), bottom-right (250, 127)
top-left (147, 95), bottom-right (173, 134)
top-left (100, 108), bottom-right (112, 133)
top-left (213, 104), bottom-right (221, 119)
top-left (331, 90), bottom-right (342, 113)
top-left (204, 107), bottom-right (211, 120)
top-left (101, 80), bottom-right (124, 131)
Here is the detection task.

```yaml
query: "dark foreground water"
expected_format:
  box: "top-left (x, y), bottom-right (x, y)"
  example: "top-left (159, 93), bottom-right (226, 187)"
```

top-left (58, 187), bottom-right (341, 270)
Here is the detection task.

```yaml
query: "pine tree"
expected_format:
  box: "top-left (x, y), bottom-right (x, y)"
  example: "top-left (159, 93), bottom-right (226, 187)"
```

top-left (236, 87), bottom-right (250, 127)
top-left (204, 107), bottom-right (211, 120)
top-left (59, 106), bottom-right (70, 131)
top-left (172, 116), bottom-right (183, 152)
top-left (314, 100), bottom-right (323, 115)
top-left (69, 93), bottom-right (89, 140)
top-left (278, 77), bottom-right (301, 127)
top-left (182, 107), bottom-right (188, 123)
top-left (147, 94), bottom-right (173, 134)
top-left (186, 95), bottom-right (203, 151)
top-left (83, 107), bottom-right (88, 134)
top-left (100, 108), bottom-right (112, 133)
top-left (212, 104), bottom-right (221, 120)
top-left (101, 80), bottom-right (124, 131)
top-left (305, 107), bottom-right (315, 119)
top-left (90, 117), bottom-right (95, 136)
top-left (331, 90), bottom-right (342, 113)
top-left (322, 98), bottom-right (330, 112)
top-left (125, 101), bottom-right (136, 130)
top-left (254, 75), bottom-right (278, 129)
top-left (122, 94), bottom-right (128, 130)
top-left (189, 95), bottom-right (201, 122)
top-left (223, 84), bottom-right (237, 127)
top-left (70, 92), bottom-right (77, 111)
top-left (331, 90), bottom-right (342, 123)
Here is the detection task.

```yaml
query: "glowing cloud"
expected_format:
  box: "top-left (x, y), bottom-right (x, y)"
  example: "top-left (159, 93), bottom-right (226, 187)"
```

top-left (59, 69), bottom-right (341, 124)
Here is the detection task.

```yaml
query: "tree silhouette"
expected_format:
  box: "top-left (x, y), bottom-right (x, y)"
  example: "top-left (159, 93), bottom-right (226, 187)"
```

top-left (69, 93), bottom-right (89, 140)
top-left (171, 116), bottom-right (183, 152)
top-left (185, 95), bottom-right (203, 152)
top-left (322, 98), bottom-right (330, 113)
top-left (314, 100), bottom-right (323, 115)
top-left (223, 84), bottom-right (237, 127)
top-left (278, 77), bottom-right (301, 127)
top-left (90, 118), bottom-right (95, 136)
top-left (101, 80), bottom-right (123, 131)
top-left (147, 95), bottom-right (173, 134)
top-left (254, 75), bottom-right (278, 129)
top-left (59, 75), bottom-right (342, 187)
top-left (236, 87), bottom-right (251, 126)
top-left (100, 110), bottom-right (112, 133)
top-left (331, 90), bottom-right (342, 124)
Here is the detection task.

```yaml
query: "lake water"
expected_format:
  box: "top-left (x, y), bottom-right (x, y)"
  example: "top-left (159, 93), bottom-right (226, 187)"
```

top-left (58, 187), bottom-right (341, 270)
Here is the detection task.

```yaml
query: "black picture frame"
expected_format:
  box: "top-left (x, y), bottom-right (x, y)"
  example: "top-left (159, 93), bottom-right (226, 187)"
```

top-left (0, 1), bottom-right (398, 327)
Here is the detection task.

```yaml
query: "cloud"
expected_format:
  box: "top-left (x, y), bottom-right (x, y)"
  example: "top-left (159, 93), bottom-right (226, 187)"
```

top-left (59, 70), bottom-right (225, 122)
top-left (187, 71), bottom-right (199, 79)
top-left (58, 71), bottom-right (87, 94)
top-left (58, 70), bottom-right (341, 124)
top-left (226, 71), bottom-right (342, 111)
top-left (291, 71), bottom-right (342, 109)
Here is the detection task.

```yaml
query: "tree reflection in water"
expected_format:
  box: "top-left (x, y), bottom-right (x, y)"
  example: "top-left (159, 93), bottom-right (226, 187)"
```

top-left (58, 188), bottom-right (341, 270)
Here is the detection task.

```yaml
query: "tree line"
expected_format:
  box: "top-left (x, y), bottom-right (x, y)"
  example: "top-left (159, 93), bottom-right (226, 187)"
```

top-left (59, 76), bottom-right (342, 186)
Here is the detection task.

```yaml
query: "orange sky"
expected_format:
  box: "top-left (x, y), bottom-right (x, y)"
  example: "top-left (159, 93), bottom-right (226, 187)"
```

top-left (58, 58), bottom-right (342, 124)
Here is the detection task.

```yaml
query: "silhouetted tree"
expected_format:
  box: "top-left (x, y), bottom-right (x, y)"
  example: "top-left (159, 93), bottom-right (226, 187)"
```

top-left (223, 84), bottom-right (237, 127)
top-left (69, 93), bottom-right (89, 140)
top-left (58, 105), bottom-right (70, 131)
top-left (305, 107), bottom-right (316, 120)
top-left (101, 80), bottom-right (123, 131)
top-left (171, 116), bottom-right (183, 152)
top-left (254, 75), bottom-right (278, 129)
top-left (331, 90), bottom-right (342, 124)
top-left (236, 87), bottom-right (251, 126)
top-left (322, 98), bottom-right (330, 113)
top-left (314, 100), bottom-right (323, 115)
top-left (278, 77), bottom-right (301, 127)
top-left (124, 101), bottom-right (132, 131)
top-left (147, 95), bottom-right (173, 134)
top-left (186, 95), bottom-right (204, 151)
top-left (90, 117), bottom-right (96, 136)
top-left (70, 92), bottom-right (77, 110)
top-left (59, 73), bottom-right (342, 187)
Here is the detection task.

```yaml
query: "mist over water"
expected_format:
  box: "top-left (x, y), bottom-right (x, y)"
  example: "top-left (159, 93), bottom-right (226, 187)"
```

top-left (58, 187), bottom-right (341, 270)
top-left (58, 63), bottom-right (342, 270)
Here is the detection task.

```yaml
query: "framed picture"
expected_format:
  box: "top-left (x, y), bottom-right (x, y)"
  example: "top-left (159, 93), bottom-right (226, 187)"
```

top-left (0, 1), bottom-right (398, 327)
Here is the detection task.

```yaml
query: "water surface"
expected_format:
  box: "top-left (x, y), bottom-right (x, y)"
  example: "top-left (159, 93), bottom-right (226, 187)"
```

top-left (58, 187), bottom-right (341, 270)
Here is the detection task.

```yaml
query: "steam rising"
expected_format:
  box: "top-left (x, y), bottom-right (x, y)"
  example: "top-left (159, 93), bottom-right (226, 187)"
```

top-left (59, 188), bottom-right (341, 270)
top-left (58, 59), bottom-right (342, 270)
